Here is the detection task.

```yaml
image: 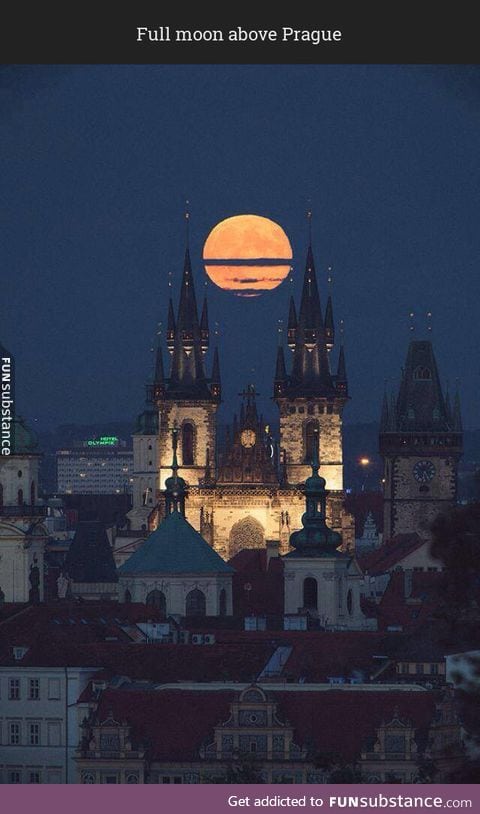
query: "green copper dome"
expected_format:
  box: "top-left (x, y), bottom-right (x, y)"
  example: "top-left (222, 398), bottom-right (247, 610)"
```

top-left (12, 416), bottom-right (39, 454)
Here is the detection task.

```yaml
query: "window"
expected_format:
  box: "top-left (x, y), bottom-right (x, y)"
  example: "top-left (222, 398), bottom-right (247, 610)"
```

top-left (30, 480), bottom-right (35, 506)
top-left (250, 741), bottom-right (257, 753)
top-left (47, 721), bottom-right (61, 746)
top-left (347, 589), bottom-right (353, 615)
top-left (146, 589), bottom-right (166, 614)
top-left (18, 488), bottom-right (23, 506)
top-left (430, 663), bottom-right (439, 675)
top-left (48, 678), bottom-right (61, 700)
top-left (124, 588), bottom-right (132, 604)
top-left (414, 366), bottom-right (432, 380)
top-left (9, 722), bottom-right (20, 744)
top-left (416, 663), bottom-right (425, 674)
top-left (305, 420), bottom-right (319, 464)
top-left (400, 663), bottom-right (409, 674)
top-left (126, 774), bottom-right (139, 784)
top-left (185, 588), bottom-right (206, 616)
top-left (83, 773), bottom-right (95, 784)
top-left (9, 678), bottom-right (20, 700)
top-left (104, 775), bottom-right (117, 784)
top-left (29, 772), bottom-right (41, 784)
top-left (9, 771), bottom-right (21, 784)
top-left (219, 588), bottom-right (227, 617)
top-left (303, 577), bottom-right (318, 610)
top-left (182, 423), bottom-right (194, 466)
top-left (29, 678), bottom-right (40, 699)
top-left (29, 723), bottom-right (40, 745)
top-left (0, 482), bottom-right (3, 511)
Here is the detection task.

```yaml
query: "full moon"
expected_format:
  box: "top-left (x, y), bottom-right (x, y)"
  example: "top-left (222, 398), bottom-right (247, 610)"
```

top-left (203, 214), bottom-right (293, 297)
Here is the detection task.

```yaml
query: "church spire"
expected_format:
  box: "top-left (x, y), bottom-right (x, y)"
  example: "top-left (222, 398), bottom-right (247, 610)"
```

top-left (453, 386), bottom-right (462, 432)
top-left (210, 346), bottom-right (221, 400)
top-left (274, 345), bottom-right (288, 398)
top-left (324, 296), bottom-right (334, 352)
top-left (167, 298), bottom-right (176, 355)
top-left (336, 344), bottom-right (348, 397)
top-left (200, 297), bottom-right (209, 355)
top-left (166, 225), bottom-right (216, 401)
top-left (380, 389), bottom-right (389, 433)
top-left (287, 296), bottom-right (297, 351)
top-left (152, 341), bottom-right (166, 401)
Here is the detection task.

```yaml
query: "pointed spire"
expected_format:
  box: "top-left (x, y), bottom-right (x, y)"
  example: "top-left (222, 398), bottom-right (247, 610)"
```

top-left (287, 296), bottom-right (297, 351)
top-left (210, 346), bottom-right (221, 400)
top-left (389, 391), bottom-right (397, 431)
top-left (167, 298), bottom-right (176, 355)
top-left (335, 345), bottom-right (348, 397)
top-left (152, 342), bottom-right (166, 401)
top-left (324, 295), bottom-right (334, 352)
top-left (445, 385), bottom-right (452, 424)
top-left (380, 389), bottom-right (390, 432)
top-left (274, 345), bottom-right (288, 398)
top-left (200, 297), bottom-right (209, 354)
top-left (299, 244), bottom-right (324, 338)
top-left (453, 387), bottom-right (462, 432)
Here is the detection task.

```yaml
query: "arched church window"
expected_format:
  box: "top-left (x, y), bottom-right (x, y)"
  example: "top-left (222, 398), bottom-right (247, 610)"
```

top-left (182, 423), bottom-right (194, 466)
top-left (146, 589), bottom-right (166, 614)
top-left (414, 366), bottom-right (432, 380)
top-left (347, 589), bottom-right (353, 615)
top-left (305, 420), bottom-right (319, 464)
top-left (185, 588), bottom-right (206, 616)
top-left (30, 481), bottom-right (35, 507)
top-left (219, 588), bottom-right (227, 616)
top-left (303, 577), bottom-right (318, 610)
top-left (18, 488), bottom-right (23, 507)
top-left (228, 516), bottom-right (264, 558)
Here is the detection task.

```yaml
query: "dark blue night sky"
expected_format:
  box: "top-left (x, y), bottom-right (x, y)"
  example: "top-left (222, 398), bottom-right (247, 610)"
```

top-left (2, 65), bottom-right (480, 431)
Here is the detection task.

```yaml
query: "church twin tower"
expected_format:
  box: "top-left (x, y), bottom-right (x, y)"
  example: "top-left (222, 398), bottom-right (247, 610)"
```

top-left (129, 237), bottom-right (353, 558)
top-left (128, 232), bottom-right (462, 559)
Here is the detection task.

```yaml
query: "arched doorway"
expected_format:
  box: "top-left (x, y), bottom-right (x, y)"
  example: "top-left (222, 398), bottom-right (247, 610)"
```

top-left (303, 577), bottom-right (318, 610)
top-left (228, 516), bottom-right (264, 558)
top-left (185, 588), bottom-right (206, 616)
top-left (145, 589), bottom-right (166, 614)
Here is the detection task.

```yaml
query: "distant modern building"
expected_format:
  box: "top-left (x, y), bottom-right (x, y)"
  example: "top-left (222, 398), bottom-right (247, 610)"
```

top-left (56, 436), bottom-right (133, 495)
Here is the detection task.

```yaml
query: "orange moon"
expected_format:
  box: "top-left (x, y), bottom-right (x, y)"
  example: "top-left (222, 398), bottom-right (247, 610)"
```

top-left (203, 214), bottom-right (293, 297)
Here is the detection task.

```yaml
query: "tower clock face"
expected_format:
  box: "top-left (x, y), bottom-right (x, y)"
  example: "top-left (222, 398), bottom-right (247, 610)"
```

top-left (413, 460), bottom-right (436, 483)
top-left (240, 429), bottom-right (256, 448)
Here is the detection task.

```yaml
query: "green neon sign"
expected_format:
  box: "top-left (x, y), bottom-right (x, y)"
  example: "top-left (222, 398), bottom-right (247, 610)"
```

top-left (86, 435), bottom-right (119, 447)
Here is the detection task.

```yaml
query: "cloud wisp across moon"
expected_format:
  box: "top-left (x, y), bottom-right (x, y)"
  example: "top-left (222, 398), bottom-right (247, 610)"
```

top-left (203, 214), bottom-right (293, 297)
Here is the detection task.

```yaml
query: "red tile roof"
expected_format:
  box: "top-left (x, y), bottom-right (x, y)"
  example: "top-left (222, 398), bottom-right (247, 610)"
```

top-left (358, 534), bottom-right (427, 575)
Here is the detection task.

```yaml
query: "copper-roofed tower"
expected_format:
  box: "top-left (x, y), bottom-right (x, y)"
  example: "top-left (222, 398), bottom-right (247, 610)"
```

top-left (274, 224), bottom-right (349, 494)
top-left (380, 339), bottom-right (463, 541)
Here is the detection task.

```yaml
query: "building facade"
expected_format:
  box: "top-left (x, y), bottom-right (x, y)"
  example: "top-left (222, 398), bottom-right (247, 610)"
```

top-left (120, 237), bottom-right (354, 564)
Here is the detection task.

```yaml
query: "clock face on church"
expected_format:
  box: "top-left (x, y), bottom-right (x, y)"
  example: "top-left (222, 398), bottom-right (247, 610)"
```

top-left (240, 429), bottom-right (256, 448)
top-left (413, 460), bottom-right (436, 483)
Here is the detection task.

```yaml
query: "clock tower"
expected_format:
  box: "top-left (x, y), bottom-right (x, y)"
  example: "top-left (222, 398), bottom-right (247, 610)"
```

top-left (380, 339), bottom-right (463, 540)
